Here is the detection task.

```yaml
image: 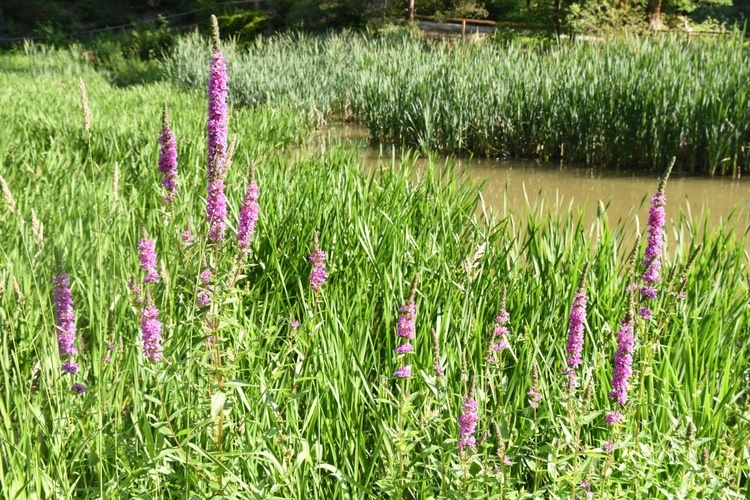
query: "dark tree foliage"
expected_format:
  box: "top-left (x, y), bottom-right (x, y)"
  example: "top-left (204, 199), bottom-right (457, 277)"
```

top-left (0, 0), bottom-right (746, 37)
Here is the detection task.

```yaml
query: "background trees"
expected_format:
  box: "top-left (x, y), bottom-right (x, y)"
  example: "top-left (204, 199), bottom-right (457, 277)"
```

top-left (0, 0), bottom-right (746, 39)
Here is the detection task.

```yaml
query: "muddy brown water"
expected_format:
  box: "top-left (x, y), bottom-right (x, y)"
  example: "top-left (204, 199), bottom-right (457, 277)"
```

top-left (319, 126), bottom-right (750, 254)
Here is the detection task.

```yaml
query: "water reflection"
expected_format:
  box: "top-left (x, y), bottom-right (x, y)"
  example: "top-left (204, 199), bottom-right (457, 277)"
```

top-left (317, 127), bottom-right (750, 253)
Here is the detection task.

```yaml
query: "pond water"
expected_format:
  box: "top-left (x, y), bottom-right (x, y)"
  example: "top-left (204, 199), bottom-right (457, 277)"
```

top-left (320, 126), bottom-right (750, 253)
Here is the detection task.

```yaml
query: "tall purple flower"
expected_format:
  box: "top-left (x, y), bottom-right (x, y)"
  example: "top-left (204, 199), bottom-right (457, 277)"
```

top-left (158, 102), bottom-right (178, 203)
top-left (458, 396), bottom-right (479, 451)
top-left (207, 15), bottom-right (228, 180)
top-left (640, 160), bottom-right (673, 310)
top-left (394, 365), bottom-right (412, 378)
top-left (487, 286), bottom-right (510, 363)
top-left (432, 329), bottom-right (444, 377)
top-left (608, 314), bottom-right (636, 406)
top-left (206, 15), bottom-right (229, 242)
top-left (52, 273), bottom-right (78, 374)
top-left (309, 232), bottom-right (328, 291)
top-left (206, 178), bottom-right (227, 242)
top-left (182, 228), bottom-right (195, 246)
top-left (237, 165), bottom-right (259, 254)
top-left (528, 362), bottom-right (542, 409)
top-left (62, 361), bottom-right (79, 374)
top-left (198, 266), bottom-right (212, 308)
top-left (394, 277), bottom-right (418, 378)
top-left (140, 303), bottom-right (163, 361)
top-left (605, 410), bottom-right (623, 426)
top-left (396, 300), bottom-right (416, 340)
top-left (52, 273), bottom-right (79, 374)
top-left (53, 273), bottom-right (78, 358)
top-left (199, 267), bottom-right (212, 286)
top-left (565, 264), bottom-right (588, 389)
top-left (138, 235), bottom-right (159, 283)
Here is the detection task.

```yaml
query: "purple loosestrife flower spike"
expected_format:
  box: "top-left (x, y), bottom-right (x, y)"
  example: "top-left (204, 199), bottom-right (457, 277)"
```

top-left (127, 275), bottom-right (142, 303)
top-left (431, 329), bottom-right (444, 376)
top-left (396, 301), bottom-right (416, 340)
top-left (527, 390), bottom-right (542, 408)
top-left (640, 158), bottom-right (673, 299)
top-left (207, 15), bottom-right (228, 180)
top-left (393, 365), bottom-right (412, 378)
top-left (198, 293), bottom-right (211, 308)
top-left (565, 263), bottom-right (589, 389)
top-left (53, 270), bottom-right (80, 376)
top-left (487, 285), bottom-right (510, 362)
top-left (182, 228), bottom-right (195, 246)
top-left (396, 343), bottom-right (414, 354)
top-left (199, 267), bottom-right (212, 286)
top-left (61, 361), bottom-right (79, 374)
top-left (394, 276), bottom-right (418, 377)
top-left (206, 177), bottom-right (227, 242)
top-left (104, 342), bottom-right (114, 363)
top-left (71, 383), bottom-right (86, 394)
top-left (397, 295), bottom-right (417, 340)
top-left (608, 311), bottom-right (636, 406)
top-left (138, 233), bottom-right (159, 283)
top-left (458, 396), bottom-right (479, 451)
top-left (605, 410), bottom-right (623, 426)
top-left (52, 273), bottom-right (78, 360)
top-left (237, 163), bottom-right (259, 254)
top-left (140, 303), bottom-right (163, 361)
top-left (528, 362), bottom-right (542, 408)
top-left (205, 15), bottom-right (229, 242)
top-left (158, 102), bottom-right (178, 203)
top-left (309, 231), bottom-right (328, 291)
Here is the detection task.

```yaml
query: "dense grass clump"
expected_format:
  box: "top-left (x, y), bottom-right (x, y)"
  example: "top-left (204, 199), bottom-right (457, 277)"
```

top-left (1, 45), bottom-right (749, 498)
top-left (165, 30), bottom-right (750, 175)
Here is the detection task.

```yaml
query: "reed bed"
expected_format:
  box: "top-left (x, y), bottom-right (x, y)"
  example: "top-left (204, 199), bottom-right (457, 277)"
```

top-left (165, 30), bottom-right (750, 175)
top-left (1, 39), bottom-right (749, 498)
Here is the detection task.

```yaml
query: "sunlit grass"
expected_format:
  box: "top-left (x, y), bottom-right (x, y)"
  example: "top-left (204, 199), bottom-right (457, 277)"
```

top-left (0, 47), bottom-right (748, 498)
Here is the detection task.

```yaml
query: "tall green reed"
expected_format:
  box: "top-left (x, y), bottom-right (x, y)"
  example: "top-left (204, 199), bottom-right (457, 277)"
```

top-left (164, 30), bottom-right (750, 175)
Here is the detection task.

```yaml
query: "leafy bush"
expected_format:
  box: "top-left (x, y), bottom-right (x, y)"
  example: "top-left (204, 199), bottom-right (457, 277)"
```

top-left (216, 11), bottom-right (271, 41)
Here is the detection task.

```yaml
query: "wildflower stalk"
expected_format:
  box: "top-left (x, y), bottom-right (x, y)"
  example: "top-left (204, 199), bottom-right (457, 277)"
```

top-left (485, 285), bottom-right (510, 372)
top-left (639, 157), bottom-right (674, 318)
top-left (394, 275), bottom-right (418, 379)
top-left (0, 175), bottom-right (17, 217)
top-left (206, 15), bottom-right (229, 242)
top-left (636, 244), bottom-right (702, 443)
top-left (565, 262), bottom-right (589, 392)
top-left (564, 262), bottom-right (588, 497)
top-left (309, 231), bottom-right (328, 300)
top-left (158, 102), bottom-right (179, 205)
top-left (458, 377), bottom-right (477, 495)
top-left (52, 271), bottom-right (79, 374)
top-left (79, 78), bottom-right (91, 143)
top-left (237, 162), bottom-right (259, 257)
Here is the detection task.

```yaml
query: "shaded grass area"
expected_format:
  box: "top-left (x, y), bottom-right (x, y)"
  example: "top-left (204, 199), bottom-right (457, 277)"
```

top-left (0, 51), bottom-right (749, 498)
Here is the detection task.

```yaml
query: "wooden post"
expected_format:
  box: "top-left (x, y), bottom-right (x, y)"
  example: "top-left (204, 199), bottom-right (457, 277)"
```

top-left (408, 0), bottom-right (414, 21)
top-left (461, 19), bottom-right (466, 37)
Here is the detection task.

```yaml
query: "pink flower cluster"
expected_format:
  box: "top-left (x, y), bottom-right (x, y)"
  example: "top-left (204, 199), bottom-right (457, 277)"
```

top-left (458, 397), bottom-right (478, 450)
